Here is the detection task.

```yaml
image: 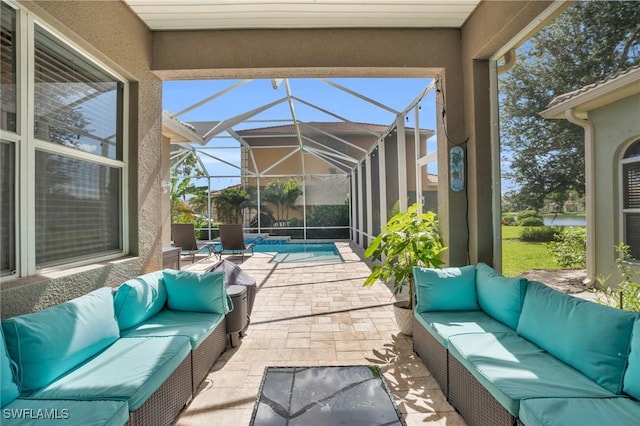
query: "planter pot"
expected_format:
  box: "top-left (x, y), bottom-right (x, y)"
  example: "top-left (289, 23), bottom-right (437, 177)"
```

top-left (393, 301), bottom-right (413, 336)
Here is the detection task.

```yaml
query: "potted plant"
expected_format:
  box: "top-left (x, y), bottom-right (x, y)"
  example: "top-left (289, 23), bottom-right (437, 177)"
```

top-left (363, 203), bottom-right (446, 335)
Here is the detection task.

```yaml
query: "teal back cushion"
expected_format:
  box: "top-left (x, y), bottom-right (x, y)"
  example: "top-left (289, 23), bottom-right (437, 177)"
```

top-left (163, 270), bottom-right (230, 314)
top-left (476, 262), bottom-right (527, 330)
top-left (114, 271), bottom-right (167, 330)
top-left (1, 329), bottom-right (20, 407)
top-left (2, 287), bottom-right (120, 392)
top-left (623, 318), bottom-right (640, 399)
top-left (517, 281), bottom-right (637, 394)
top-left (414, 265), bottom-right (479, 313)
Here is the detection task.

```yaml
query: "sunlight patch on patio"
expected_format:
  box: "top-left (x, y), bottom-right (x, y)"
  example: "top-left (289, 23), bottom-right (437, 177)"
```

top-left (176, 242), bottom-right (466, 425)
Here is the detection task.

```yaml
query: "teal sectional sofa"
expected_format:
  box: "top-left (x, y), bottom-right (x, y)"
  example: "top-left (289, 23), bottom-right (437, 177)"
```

top-left (412, 262), bottom-right (640, 426)
top-left (1, 269), bottom-right (230, 426)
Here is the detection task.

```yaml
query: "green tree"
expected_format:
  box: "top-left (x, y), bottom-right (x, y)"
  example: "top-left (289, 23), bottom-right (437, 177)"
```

top-left (262, 178), bottom-right (302, 223)
top-left (170, 177), bottom-right (207, 223)
top-left (170, 151), bottom-right (206, 223)
top-left (501, 1), bottom-right (640, 209)
top-left (213, 186), bottom-right (250, 224)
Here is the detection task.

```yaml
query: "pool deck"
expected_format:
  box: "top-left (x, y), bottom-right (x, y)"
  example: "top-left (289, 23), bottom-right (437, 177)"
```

top-left (176, 241), bottom-right (466, 425)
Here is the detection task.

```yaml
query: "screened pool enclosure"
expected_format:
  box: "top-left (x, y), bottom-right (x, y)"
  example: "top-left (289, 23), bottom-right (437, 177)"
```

top-left (165, 78), bottom-right (440, 246)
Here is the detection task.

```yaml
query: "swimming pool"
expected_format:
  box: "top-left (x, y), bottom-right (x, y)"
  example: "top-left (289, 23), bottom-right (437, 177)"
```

top-left (252, 242), bottom-right (343, 263)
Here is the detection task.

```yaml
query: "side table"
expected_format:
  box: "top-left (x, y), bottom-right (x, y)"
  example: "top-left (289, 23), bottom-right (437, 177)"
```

top-left (226, 285), bottom-right (248, 347)
top-left (162, 247), bottom-right (181, 270)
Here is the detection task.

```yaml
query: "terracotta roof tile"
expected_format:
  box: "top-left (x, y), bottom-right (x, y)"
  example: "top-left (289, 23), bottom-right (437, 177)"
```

top-left (547, 64), bottom-right (640, 109)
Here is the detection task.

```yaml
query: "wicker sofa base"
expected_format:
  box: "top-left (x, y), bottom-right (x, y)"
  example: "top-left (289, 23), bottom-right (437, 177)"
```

top-left (127, 353), bottom-right (193, 426)
top-left (447, 352), bottom-right (516, 426)
top-left (412, 316), bottom-right (449, 397)
top-left (191, 321), bottom-right (228, 393)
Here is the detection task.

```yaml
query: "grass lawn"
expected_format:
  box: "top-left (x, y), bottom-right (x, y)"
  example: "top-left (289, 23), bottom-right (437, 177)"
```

top-left (501, 226), bottom-right (561, 277)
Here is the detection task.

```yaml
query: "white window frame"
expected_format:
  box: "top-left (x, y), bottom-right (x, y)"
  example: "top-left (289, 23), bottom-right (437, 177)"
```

top-left (620, 138), bottom-right (640, 262)
top-left (1, 0), bottom-right (129, 279)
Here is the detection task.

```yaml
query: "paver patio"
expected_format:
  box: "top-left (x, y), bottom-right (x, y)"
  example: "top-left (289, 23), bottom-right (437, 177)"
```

top-left (176, 242), bottom-right (466, 425)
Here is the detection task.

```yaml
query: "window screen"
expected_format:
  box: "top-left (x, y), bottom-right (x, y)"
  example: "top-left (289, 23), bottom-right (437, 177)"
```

top-left (34, 25), bottom-right (123, 160)
top-left (624, 162), bottom-right (640, 209)
top-left (623, 140), bottom-right (640, 261)
top-left (1, 3), bottom-right (16, 132)
top-left (625, 214), bottom-right (640, 261)
top-left (1, 141), bottom-right (15, 275)
top-left (35, 152), bottom-right (121, 267)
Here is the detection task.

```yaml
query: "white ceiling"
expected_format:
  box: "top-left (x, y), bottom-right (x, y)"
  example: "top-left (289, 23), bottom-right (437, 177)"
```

top-left (123, 0), bottom-right (481, 31)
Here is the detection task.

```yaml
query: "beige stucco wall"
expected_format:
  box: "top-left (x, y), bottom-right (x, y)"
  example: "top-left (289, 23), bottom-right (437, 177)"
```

top-left (591, 94), bottom-right (640, 284)
top-left (2, 1), bottom-right (162, 318)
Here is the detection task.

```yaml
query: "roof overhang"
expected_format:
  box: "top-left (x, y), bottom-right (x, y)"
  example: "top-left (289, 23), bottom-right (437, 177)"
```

top-left (162, 111), bottom-right (206, 145)
top-left (123, 0), bottom-right (481, 31)
top-left (540, 66), bottom-right (640, 119)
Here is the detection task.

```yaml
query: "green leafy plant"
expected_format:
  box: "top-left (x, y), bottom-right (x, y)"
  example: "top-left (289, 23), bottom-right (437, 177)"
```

top-left (547, 226), bottom-right (586, 268)
top-left (520, 226), bottom-right (561, 243)
top-left (501, 214), bottom-right (518, 226)
top-left (516, 210), bottom-right (544, 227)
top-left (593, 243), bottom-right (640, 312)
top-left (213, 186), bottom-right (250, 224)
top-left (262, 178), bottom-right (302, 224)
top-left (363, 203), bottom-right (447, 310)
top-left (519, 217), bottom-right (544, 227)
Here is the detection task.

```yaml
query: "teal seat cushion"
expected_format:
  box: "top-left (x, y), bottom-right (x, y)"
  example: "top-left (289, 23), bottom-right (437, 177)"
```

top-left (517, 281), bottom-right (637, 394)
top-left (2, 399), bottom-right (129, 426)
top-left (519, 397), bottom-right (640, 426)
top-left (414, 310), bottom-right (514, 346)
top-left (414, 265), bottom-right (479, 313)
top-left (623, 317), bottom-right (640, 400)
top-left (1, 329), bottom-right (20, 407)
top-left (31, 336), bottom-right (191, 411)
top-left (163, 270), bottom-right (230, 314)
top-left (121, 309), bottom-right (224, 349)
top-left (114, 271), bottom-right (167, 330)
top-left (475, 262), bottom-right (527, 330)
top-left (448, 333), bottom-right (615, 416)
top-left (2, 288), bottom-right (120, 392)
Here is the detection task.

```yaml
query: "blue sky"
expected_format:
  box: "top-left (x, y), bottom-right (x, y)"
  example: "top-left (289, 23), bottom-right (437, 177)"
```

top-left (162, 78), bottom-right (438, 189)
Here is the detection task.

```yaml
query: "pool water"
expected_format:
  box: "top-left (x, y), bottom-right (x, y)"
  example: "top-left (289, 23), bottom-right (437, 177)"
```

top-left (252, 242), bottom-right (343, 263)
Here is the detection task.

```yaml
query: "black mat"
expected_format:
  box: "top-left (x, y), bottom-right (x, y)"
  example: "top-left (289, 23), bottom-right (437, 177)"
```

top-left (250, 365), bottom-right (406, 426)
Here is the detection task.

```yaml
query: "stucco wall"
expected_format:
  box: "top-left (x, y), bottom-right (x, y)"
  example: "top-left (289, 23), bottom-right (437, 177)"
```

top-left (2, 1), bottom-right (161, 318)
top-left (591, 94), bottom-right (640, 284)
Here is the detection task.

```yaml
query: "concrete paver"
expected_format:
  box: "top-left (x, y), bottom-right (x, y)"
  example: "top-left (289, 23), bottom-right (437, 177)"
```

top-left (176, 242), bottom-right (465, 425)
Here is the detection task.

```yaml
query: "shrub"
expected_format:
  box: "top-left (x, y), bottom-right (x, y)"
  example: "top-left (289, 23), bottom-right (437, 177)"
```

top-left (593, 243), bottom-right (640, 312)
top-left (547, 226), bottom-right (586, 268)
top-left (518, 209), bottom-right (544, 227)
top-left (520, 226), bottom-right (560, 242)
top-left (501, 214), bottom-right (518, 226)
top-left (306, 204), bottom-right (349, 227)
top-left (518, 209), bottom-right (542, 220)
top-left (519, 217), bottom-right (544, 226)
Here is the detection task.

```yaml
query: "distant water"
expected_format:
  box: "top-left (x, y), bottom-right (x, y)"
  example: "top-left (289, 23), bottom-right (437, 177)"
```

top-left (543, 216), bottom-right (586, 227)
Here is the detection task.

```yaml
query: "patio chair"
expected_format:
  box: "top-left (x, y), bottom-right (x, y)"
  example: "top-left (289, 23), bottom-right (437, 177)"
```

top-left (219, 224), bottom-right (255, 261)
top-left (171, 223), bottom-right (214, 263)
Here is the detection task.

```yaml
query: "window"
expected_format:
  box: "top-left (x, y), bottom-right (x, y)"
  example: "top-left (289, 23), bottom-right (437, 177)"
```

top-left (1, 141), bottom-right (15, 276)
top-left (622, 139), bottom-right (640, 261)
top-left (1, 2), bottom-right (16, 277)
top-left (1, 2), bottom-right (16, 132)
top-left (0, 1), bottom-right (127, 277)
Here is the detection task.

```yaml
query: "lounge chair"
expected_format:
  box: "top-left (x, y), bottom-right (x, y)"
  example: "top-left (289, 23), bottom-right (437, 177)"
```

top-left (219, 224), bottom-right (254, 261)
top-left (170, 223), bottom-right (214, 262)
